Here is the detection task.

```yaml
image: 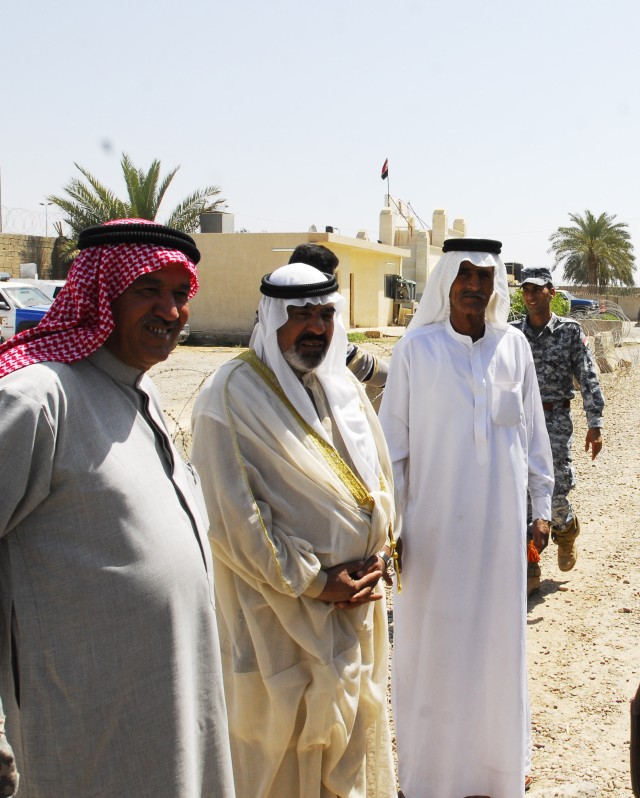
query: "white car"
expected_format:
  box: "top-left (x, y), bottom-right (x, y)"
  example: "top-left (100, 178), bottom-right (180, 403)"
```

top-left (0, 281), bottom-right (52, 341)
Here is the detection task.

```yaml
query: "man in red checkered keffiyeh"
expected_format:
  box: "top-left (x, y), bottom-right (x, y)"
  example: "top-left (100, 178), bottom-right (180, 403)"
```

top-left (0, 217), bottom-right (200, 377)
top-left (0, 218), bottom-right (237, 797)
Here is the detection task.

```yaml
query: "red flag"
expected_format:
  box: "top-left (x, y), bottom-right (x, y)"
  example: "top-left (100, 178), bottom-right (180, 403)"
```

top-left (381, 159), bottom-right (389, 180)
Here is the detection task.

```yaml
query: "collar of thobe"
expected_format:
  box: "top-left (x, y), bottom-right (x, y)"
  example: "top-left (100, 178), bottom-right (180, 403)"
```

top-left (88, 346), bottom-right (182, 477)
top-left (86, 347), bottom-right (172, 436)
top-left (445, 318), bottom-right (488, 346)
top-left (87, 346), bottom-right (144, 386)
top-left (444, 319), bottom-right (491, 466)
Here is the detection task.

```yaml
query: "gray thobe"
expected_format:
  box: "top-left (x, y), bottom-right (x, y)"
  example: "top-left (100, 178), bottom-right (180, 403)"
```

top-left (0, 347), bottom-right (234, 798)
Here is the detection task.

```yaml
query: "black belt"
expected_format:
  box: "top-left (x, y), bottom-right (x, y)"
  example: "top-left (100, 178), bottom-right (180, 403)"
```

top-left (542, 400), bottom-right (571, 412)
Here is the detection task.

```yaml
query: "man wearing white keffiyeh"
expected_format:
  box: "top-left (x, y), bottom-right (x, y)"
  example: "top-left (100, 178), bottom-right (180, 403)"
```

top-left (192, 262), bottom-right (397, 798)
top-left (380, 239), bottom-right (554, 798)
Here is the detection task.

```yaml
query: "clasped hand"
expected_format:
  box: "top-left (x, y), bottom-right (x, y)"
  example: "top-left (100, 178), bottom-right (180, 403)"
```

top-left (317, 556), bottom-right (384, 610)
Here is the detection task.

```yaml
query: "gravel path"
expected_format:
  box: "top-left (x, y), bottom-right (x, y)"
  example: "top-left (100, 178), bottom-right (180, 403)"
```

top-left (151, 338), bottom-right (640, 797)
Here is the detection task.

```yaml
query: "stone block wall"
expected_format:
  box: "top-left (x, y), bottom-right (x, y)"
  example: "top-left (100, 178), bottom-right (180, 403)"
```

top-left (0, 233), bottom-right (55, 278)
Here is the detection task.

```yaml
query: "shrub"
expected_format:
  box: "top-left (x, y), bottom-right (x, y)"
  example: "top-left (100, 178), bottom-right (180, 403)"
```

top-left (510, 288), bottom-right (570, 318)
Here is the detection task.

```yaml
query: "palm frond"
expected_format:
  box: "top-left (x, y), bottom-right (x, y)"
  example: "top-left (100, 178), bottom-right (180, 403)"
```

top-left (164, 187), bottom-right (225, 233)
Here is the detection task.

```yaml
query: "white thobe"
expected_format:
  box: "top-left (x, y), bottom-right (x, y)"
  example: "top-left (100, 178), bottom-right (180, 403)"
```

top-left (379, 320), bottom-right (553, 798)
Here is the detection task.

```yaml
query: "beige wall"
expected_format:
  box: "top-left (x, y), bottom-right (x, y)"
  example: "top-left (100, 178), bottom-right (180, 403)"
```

top-left (190, 232), bottom-right (409, 343)
top-left (323, 237), bottom-right (408, 329)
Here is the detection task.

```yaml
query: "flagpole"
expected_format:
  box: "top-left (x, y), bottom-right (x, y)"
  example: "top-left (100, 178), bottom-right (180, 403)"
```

top-left (381, 159), bottom-right (390, 207)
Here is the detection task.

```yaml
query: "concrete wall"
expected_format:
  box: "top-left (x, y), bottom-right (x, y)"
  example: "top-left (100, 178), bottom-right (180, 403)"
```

top-left (0, 233), bottom-right (55, 278)
top-left (189, 232), bottom-right (409, 343)
top-left (612, 295), bottom-right (640, 320)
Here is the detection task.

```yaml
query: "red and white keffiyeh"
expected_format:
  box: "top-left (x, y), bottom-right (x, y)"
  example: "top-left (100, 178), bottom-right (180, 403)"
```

top-left (0, 218), bottom-right (199, 377)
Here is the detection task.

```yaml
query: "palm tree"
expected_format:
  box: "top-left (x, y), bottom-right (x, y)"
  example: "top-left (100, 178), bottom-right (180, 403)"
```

top-left (50, 221), bottom-right (74, 278)
top-left (47, 153), bottom-right (225, 266)
top-left (548, 210), bottom-right (636, 288)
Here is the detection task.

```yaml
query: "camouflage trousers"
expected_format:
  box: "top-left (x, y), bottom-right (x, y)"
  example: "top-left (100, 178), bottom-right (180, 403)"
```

top-left (546, 408), bottom-right (576, 532)
top-left (528, 408), bottom-right (575, 533)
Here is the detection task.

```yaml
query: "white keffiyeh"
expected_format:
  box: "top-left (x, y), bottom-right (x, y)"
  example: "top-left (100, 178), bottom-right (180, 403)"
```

top-left (250, 262), bottom-right (381, 492)
top-left (408, 248), bottom-right (511, 330)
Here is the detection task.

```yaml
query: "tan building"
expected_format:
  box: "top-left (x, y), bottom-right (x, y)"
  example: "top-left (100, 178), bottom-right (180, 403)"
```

top-left (379, 200), bottom-right (467, 300)
top-left (0, 201), bottom-right (468, 343)
top-left (190, 221), bottom-right (410, 344)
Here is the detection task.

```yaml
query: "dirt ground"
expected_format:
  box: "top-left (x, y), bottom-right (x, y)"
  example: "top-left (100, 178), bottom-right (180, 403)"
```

top-left (150, 336), bottom-right (640, 797)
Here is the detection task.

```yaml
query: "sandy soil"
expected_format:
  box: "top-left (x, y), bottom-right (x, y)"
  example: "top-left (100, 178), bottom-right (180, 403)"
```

top-left (525, 359), bottom-right (640, 796)
top-left (150, 337), bottom-right (640, 797)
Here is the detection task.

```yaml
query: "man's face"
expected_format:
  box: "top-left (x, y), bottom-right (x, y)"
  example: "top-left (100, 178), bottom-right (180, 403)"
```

top-left (449, 261), bottom-right (495, 317)
top-left (106, 263), bottom-right (191, 371)
top-left (277, 302), bottom-right (335, 372)
top-left (521, 282), bottom-right (555, 313)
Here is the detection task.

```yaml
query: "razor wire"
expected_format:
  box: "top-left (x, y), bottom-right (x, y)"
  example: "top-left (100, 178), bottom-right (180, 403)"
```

top-left (1, 206), bottom-right (67, 237)
top-left (509, 302), bottom-right (639, 371)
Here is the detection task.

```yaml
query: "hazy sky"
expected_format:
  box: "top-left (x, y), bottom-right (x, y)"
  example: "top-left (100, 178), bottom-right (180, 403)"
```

top-left (3, 0), bottom-right (639, 278)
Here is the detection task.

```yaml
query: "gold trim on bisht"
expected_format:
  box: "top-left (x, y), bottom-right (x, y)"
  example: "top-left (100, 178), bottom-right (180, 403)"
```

top-left (236, 350), bottom-right (374, 511)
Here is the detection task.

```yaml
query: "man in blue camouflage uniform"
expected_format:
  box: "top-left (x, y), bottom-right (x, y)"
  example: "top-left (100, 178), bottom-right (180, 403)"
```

top-left (512, 267), bottom-right (604, 594)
